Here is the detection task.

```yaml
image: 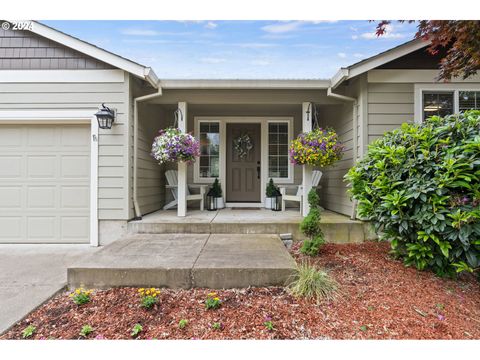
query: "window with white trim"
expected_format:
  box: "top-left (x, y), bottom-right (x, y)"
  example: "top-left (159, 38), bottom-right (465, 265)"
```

top-left (198, 122), bottom-right (219, 178)
top-left (459, 91), bottom-right (480, 111)
top-left (268, 122), bottom-right (289, 178)
top-left (422, 92), bottom-right (454, 120)
top-left (421, 90), bottom-right (480, 121)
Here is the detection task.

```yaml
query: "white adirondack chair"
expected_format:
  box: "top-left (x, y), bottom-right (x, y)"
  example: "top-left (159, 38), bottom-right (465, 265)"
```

top-left (163, 170), bottom-right (207, 211)
top-left (279, 170), bottom-right (323, 213)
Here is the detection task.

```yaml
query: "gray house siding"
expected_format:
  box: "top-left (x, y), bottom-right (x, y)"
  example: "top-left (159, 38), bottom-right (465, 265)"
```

top-left (0, 76), bottom-right (131, 221)
top-left (0, 23), bottom-right (113, 70)
top-left (367, 82), bottom-right (414, 143)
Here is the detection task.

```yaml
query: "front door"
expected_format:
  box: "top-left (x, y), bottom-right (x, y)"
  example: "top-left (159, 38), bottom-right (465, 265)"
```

top-left (226, 123), bottom-right (261, 202)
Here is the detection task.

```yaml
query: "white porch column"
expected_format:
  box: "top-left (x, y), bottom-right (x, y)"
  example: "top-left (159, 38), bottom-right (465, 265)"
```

top-left (177, 101), bottom-right (187, 217)
top-left (302, 102), bottom-right (313, 216)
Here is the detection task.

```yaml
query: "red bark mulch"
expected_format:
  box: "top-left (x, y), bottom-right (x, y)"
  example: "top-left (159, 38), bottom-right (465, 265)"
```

top-left (1, 241), bottom-right (479, 340)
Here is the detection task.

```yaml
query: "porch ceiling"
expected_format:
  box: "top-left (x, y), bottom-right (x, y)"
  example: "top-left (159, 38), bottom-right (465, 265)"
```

top-left (146, 89), bottom-right (345, 105)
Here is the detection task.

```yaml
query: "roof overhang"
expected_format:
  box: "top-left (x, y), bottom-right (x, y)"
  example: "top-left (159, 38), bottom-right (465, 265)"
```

top-left (331, 38), bottom-right (432, 89)
top-left (159, 79), bottom-right (331, 90)
top-left (12, 20), bottom-right (159, 88)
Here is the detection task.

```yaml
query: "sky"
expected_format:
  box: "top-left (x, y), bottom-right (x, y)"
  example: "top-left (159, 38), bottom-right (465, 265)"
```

top-left (44, 20), bottom-right (418, 79)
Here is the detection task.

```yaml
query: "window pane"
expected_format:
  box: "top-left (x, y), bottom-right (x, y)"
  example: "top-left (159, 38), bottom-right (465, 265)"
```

top-left (423, 92), bottom-right (454, 120)
top-left (459, 91), bottom-right (479, 111)
top-left (198, 121), bottom-right (220, 178)
top-left (268, 122), bottom-right (289, 178)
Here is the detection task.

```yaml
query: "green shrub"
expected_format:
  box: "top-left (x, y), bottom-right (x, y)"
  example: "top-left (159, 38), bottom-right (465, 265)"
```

top-left (288, 262), bottom-right (338, 303)
top-left (210, 178), bottom-right (222, 197)
top-left (131, 324), bottom-right (143, 338)
top-left (345, 111), bottom-right (480, 276)
top-left (300, 189), bottom-right (325, 256)
top-left (266, 178), bottom-right (279, 197)
top-left (22, 325), bottom-right (36, 339)
top-left (79, 325), bottom-right (93, 338)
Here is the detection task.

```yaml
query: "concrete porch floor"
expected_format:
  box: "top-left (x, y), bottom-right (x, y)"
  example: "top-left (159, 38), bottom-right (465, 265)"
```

top-left (68, 233), bottom-right (297, 289)
top-left (128, 208), bottom-right (368, 243)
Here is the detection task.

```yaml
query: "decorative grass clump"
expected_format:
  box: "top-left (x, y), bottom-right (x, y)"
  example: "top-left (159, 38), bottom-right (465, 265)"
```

top-left (288, 262), bottom-right (338, 303)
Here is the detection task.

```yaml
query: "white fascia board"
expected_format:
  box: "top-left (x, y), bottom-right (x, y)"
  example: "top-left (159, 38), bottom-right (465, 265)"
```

top-left (159, 79), bottom-right (331, 89)
top-left (348, 39), bottom-right (431, 79)
top-left (0, 109), bottom-right (96, 121)
top-left (332, 39), bottom-right (432, 87)
top-left (14, 20), bottom-right (158, 88)
top-left (0, 69), bottom-right (125, 83)
top-left (330, 68), bottom-right (349, 89)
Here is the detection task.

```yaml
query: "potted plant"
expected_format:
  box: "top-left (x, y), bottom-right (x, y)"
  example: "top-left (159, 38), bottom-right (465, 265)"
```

top-left (151, 127), bottom-right (200, 164)
top-left (209, 178), bottom-right (224, 209)
top-left (289, 127), bottom-right (344, 167)
top-left (265, 178), bottom-right (280, 209)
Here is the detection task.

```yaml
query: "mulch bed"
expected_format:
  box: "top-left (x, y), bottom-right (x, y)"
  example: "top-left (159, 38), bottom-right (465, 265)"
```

top-left (2, 241), bottom-right (479, 340)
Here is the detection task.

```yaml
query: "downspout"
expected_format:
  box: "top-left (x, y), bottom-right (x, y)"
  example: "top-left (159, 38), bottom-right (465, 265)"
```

top-left (327, 87), bottom-right (358, 220)
top-left (133, 88), bottom-right (163, 220)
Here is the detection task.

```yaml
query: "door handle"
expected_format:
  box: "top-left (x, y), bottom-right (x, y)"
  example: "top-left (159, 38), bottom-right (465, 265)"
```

top-left (256, 166), bottom-right (260, 179)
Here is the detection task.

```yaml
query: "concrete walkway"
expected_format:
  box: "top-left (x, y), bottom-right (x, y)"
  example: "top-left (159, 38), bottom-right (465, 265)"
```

top-left (68, 233), bottom-right (297, 289)
top-left (0, 245), bottom-right (97, 334)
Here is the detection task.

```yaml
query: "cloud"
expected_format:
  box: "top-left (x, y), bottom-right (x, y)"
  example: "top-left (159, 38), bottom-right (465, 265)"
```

top-left (121, 28), bottom-right (159, 36)
top-left (205, 22), bottom-right (218, 30)
top-left (261, 21), bottom-right (303, 34)
top-left (237, 42), bottom-right (277, 48)
top-left (358, 24), bottom-right (408, 40)
top-left (200, 57), bottom-right (226, 64)
top-left (250, 59), bottom-right (270, 66)
top-left (337, 52), bottom-right (347, 58)
top-left (351, 35), bottom-right (358, 40)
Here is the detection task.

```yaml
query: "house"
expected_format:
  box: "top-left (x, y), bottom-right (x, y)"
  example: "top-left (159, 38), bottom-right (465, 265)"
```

top-left (1, 20), bottom-right (479, 246)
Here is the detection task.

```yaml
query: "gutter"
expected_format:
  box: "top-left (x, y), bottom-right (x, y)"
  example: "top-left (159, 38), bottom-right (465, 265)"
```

top-left (326, 87), bottom-right (358, 220)
top-left (132, 87), bottom-right (163, 219)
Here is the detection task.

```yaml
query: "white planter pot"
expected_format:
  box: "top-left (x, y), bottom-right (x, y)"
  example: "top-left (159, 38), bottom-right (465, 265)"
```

top-left (215, 197), bottom-right (225, 209)
top-left (264, 197), bottom-right (274, 209)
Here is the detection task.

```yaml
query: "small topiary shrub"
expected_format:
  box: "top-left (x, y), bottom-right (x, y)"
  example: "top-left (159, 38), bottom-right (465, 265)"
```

top-left (266, 178), bottom-right (279, 198)
top-left (300, 189), bottom-right (325, 256)
top-left (345, 111), bottom-right (480, 276)
top-left (210, 178), bottom-right (222, 198)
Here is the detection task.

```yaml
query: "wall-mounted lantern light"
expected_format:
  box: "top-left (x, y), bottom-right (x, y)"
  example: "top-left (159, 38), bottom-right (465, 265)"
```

top-left (95, 103), bottom-right (115, 130)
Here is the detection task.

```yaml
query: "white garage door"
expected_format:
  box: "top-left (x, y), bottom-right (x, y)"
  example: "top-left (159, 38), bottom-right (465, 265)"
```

top-left (0, 124), bottom-right (90, 244)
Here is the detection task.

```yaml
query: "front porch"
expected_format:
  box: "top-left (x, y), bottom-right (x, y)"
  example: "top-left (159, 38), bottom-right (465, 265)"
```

top-left (133, 84), bottom-right (359, 221)
top-left (128, 208), bottom-right (368, 243)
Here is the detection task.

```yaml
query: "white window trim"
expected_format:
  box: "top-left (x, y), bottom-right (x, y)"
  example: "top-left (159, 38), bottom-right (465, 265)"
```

top-left (0, 110), bottom-right (99, 247)
top-left (414, 83), bottom-right (480, 123)
top-left (193, 116), bottom-right (294, 204)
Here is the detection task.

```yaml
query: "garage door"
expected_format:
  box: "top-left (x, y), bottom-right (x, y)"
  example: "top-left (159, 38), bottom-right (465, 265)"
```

top-left (0, 124), bottom-right (90, 243)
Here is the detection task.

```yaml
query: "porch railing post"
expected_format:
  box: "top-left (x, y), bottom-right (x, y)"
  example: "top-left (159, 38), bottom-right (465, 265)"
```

top-left (302, 102), bottom-right (313, 216)
top-left (177, 101), bottom-right (187, 217)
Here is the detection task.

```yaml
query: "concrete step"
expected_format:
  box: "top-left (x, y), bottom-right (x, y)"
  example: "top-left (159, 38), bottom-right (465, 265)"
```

top-left (127, 221), bottom-right (368, 243)
top-left (127, 209), bottom-right (371, 243)
top-left (68, 233), bottom-right (297, 289)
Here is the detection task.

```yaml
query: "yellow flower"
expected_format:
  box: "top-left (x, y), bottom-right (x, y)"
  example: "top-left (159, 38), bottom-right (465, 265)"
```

top-left (152, 293), bottom-right (157, 297)
top-left (213, 297), bottom-right (220, 301)
top-left (139, 288), bottom-right (145, 292)
top-left (150, 288), bottom-right (156, 292)
top-left (146, 290), bottom-right (150, 295)
top-left (208, 292), bottom-right (217, 297)
top-left (75, 289), bottom-right (81, 294)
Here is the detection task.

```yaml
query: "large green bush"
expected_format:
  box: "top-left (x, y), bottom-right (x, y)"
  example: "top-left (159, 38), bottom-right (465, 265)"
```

top-left (345, 111), bottom-right (480, 276)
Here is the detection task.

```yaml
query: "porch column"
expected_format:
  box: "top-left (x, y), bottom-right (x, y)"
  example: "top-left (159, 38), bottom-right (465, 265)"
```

top-left (177, 101), bottom-right (187, 217)
top-left (302, 102), bottom-right (313, 216)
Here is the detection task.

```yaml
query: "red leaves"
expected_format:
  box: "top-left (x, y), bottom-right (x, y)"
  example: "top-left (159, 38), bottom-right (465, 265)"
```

top-left (376, 20), bottom-right (480, 81)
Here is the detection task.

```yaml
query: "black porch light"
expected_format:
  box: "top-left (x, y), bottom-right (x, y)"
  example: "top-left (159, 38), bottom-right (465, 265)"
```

top-left (95, 103), bottom-right (115, 129)
top-left (206, 188), bottom-right (217, 211)
top-left (271, 189), bottom-right (282, 212)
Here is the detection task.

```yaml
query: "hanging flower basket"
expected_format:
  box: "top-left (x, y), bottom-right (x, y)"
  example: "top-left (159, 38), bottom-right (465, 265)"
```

top-left (151, 127), bottom-right (200, 164)
top-left (289, 127), bottom-right (344, 167)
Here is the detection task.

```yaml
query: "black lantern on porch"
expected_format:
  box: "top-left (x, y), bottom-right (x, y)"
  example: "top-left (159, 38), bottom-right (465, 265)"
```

top-left (94, 103), bottom-right (115, 129)
top-left (206, 188), bottom-right (217, 211)
top-left (271, 189), bottom-right (282, 211)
